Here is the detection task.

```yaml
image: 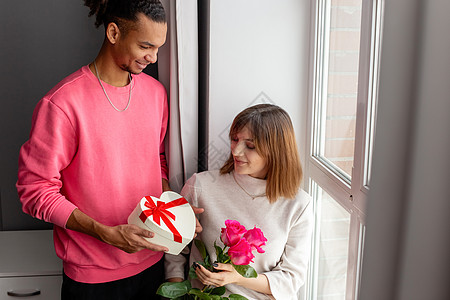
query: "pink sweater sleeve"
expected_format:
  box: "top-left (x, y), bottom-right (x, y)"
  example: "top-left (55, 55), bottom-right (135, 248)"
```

top-left (16, 99), bottom-right (78, 228)
top-left (159, 91), bottom-right (169, 181)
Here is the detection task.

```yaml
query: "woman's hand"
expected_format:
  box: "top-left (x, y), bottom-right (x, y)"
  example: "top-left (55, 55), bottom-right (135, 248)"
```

top-left (191, 205), bottom-right (204, 237)
top-left (194, 262), bottom-right (272, 295)
top-left (194, 263), bottom-right (242, 287)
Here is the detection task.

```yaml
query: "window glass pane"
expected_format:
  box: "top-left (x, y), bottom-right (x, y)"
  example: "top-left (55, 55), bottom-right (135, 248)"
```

top-left (311, 183), bottom-right (351, 300)
top-left (318, 0), bottom-right (363, 179)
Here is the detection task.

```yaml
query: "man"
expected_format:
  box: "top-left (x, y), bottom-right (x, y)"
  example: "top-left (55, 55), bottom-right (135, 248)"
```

top-left (16, 1), bottom-right (200, 299)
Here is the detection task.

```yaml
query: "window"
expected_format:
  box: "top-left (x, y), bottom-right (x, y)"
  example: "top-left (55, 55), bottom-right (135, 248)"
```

top-left (304, 0), bottom-right (384, 299)
top-left (308, 183), bottom-right (351, 299)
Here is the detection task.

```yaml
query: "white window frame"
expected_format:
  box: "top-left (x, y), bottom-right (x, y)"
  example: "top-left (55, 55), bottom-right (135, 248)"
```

top-left (303, 0), bottom-right (384, 299)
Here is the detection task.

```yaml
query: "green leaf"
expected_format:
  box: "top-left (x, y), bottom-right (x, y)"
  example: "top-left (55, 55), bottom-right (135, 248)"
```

top-left (156, 280), bottom-right (191, 298)
top-left (199, 260), bottom-right (213, 271)
top-left (228, 294), bottom-right (249, 300)
top-left (188, 265), bottom-right (197, 279)
top-left (195, 239), bottom-right (208, 260)
top-left (188, 288), bottom-right (212, 300)
top-left (217, 251), bottom-right (230, 264)
top-left (190, 259), bottom-right (216, 280)
top-left (210, 286), bottom-right (226, 296)
top-left (232, 265), bottom-right (257, 278)
top-left (214, 241), bottom-right (223, 258)
top-left (172, 295), bottom-right (192, 300)
top-left (204, 255), bottom-right (212, 269)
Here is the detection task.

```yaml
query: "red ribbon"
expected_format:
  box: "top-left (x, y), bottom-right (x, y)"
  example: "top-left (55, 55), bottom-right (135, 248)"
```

top-left (139, 196), bottom-right (189, 243)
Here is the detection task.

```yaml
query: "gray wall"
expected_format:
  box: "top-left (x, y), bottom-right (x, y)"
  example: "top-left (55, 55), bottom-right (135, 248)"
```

top-left (360, 0), bottom-right (450, 299)
top-left (0, 1), bottom-right (103, 230)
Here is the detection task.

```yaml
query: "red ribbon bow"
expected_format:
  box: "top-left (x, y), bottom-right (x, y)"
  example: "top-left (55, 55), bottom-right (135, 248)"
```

top-left (139, 196), bottom-right (189, 243)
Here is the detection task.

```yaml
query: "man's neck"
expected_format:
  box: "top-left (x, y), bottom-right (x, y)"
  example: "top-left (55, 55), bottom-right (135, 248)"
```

top-left (89, 56), bottom-right (131, 87)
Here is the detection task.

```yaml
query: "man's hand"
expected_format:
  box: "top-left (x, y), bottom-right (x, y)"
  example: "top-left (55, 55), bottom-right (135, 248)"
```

top-left (66, 208), bottom-right (169, 254)
top-left (100, 224), bottom-right (169, 253)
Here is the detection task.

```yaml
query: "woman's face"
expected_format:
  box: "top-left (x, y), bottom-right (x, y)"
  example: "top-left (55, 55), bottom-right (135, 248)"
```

top-left (231, 126), bottom-right (268, 179)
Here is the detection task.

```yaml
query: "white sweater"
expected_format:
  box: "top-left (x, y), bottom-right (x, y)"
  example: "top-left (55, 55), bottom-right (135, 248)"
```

top-left (165, 170), bottom-right (313, 300)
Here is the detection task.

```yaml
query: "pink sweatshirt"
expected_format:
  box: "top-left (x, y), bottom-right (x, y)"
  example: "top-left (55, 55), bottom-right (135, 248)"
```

top-left (16, 65), bottom-right (169, 283)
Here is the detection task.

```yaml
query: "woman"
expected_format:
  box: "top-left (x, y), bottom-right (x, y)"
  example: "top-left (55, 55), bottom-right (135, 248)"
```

top-left (165, 104), bottom-right (313, 300)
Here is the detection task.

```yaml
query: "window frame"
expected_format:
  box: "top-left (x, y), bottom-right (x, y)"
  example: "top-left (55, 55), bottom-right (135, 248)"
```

top-left (304, 0), bottom-right (384, 299)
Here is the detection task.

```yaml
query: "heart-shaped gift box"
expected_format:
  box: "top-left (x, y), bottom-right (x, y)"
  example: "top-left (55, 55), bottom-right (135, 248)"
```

top-left (128, 191), bottom-right (195, 255)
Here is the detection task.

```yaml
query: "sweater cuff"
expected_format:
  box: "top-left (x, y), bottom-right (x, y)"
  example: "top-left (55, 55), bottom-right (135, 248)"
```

top-left (49, 201), bottom-right (78, 229)
top-left (263, 271), bottom-right (283, 300)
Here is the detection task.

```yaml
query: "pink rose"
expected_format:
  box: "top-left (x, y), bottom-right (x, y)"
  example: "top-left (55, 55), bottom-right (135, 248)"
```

top-left (220, 219), bottom-right (247, 247)
top-left (227, 238), bottom-right (255, 265)
top-left (243, 227), bottom-right (267, 253)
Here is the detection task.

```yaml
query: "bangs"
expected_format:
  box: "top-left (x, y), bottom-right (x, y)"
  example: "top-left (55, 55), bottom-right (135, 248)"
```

top-left (229, 118), bottom-right (249, 139)
top-left (229, 117), bottom-right (267, 157)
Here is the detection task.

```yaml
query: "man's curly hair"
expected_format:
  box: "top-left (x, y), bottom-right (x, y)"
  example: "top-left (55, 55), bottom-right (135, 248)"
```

top-left (84, 0), bottom-right (166, 30)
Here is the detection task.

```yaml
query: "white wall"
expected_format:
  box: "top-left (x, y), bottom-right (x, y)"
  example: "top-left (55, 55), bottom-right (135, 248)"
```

top-left (207, 0), bottom-right (311, 174)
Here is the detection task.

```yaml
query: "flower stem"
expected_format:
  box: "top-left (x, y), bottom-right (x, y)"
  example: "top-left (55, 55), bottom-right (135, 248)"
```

top-left (201, 285), bottom-right (211, 293)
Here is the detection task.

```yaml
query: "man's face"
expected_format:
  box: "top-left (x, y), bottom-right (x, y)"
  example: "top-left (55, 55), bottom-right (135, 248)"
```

top-left (113, 13), bottom-right (167, 74)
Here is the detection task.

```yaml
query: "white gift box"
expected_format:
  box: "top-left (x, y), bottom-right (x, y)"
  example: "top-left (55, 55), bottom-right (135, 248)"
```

top-left (128, 191), bottom-right (196, 255)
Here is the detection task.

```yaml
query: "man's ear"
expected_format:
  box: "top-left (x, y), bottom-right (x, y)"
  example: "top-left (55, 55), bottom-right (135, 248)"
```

top-left (106, 22), bottom-right (120, 44)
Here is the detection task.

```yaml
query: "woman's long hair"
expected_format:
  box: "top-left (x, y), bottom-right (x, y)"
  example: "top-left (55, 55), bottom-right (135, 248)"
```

top-left (220, 104), bottom-right (303, 203)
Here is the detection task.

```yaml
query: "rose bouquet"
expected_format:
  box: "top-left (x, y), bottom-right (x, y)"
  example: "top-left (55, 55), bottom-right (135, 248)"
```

top-left (157, 220), bottom-right (267, 300)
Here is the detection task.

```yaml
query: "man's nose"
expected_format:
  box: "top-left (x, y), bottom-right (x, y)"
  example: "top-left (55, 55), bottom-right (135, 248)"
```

top-left (144, 50), bottom-right (158, 64)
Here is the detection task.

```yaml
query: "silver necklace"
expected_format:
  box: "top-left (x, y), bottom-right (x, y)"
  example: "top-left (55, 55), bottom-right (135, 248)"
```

top-left (93, 61), bottom-right (132, 112)
top-left (232, 172), bottom-right (266, 200)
